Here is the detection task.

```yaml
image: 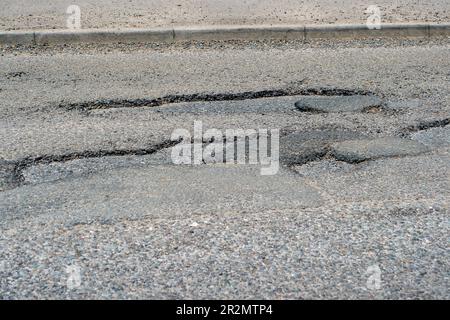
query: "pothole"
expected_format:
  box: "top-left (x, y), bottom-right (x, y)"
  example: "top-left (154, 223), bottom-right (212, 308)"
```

top-left (21, 148), bottom-right (175, 186)
top-left (1, 139), bottom-right (180, 191)
top-left (279, 129), bottom-right (369, 166)
top-left (330, 137), bottom-right (431, 163)
top-left (58, 87), bottom-right (377, 112)
top-left (294, 95), bottom-right (383, 113)
top-left (410, 126), bottom-right (450, 149)
top-left (2, 132), bottom-right (437, 190)
top-left (6, 88), bottom-right (429, 191)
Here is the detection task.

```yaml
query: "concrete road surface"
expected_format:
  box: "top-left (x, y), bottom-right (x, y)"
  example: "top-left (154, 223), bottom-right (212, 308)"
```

top-left (0, 0), bottom-right (449, 30)
top-left (0, 38), bottom-right (449, 299)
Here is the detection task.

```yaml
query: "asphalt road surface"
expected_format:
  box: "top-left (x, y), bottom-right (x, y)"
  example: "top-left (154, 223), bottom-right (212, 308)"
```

top-left (0, 38), bottom-right (449, 299)
top-left (1, 0), bottom-right (449, 30)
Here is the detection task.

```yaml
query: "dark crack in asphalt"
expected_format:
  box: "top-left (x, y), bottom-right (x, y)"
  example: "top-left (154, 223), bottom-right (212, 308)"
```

top-left (59, 87), bottom-right (378, 112)
top-left (1, 139), bottom-right (181, 191)
top-left (400, 117), bottom-right (450, 136)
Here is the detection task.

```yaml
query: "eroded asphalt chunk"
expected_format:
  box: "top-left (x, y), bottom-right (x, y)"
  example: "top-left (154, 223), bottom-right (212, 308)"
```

top-left (20, 147), bottom-right (174, 186)
top-left (410, 126), bottom-right (450, 149)
top-left (331, 137), bottom-right (431, 163)
top-left (280, 129), bottom-right (368, 166)
top-left (294, 95), bottom-right (383, 113)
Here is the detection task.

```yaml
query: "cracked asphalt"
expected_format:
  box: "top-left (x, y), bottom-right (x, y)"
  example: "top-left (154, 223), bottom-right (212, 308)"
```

top-left (0, 38), bottom-right (449, 299)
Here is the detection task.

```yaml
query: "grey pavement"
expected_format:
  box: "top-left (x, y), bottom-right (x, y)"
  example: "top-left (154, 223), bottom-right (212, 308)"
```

top-left (0, 38), bottom-right (449, 299)
top-left (0, 0), bottom-right (449, 31)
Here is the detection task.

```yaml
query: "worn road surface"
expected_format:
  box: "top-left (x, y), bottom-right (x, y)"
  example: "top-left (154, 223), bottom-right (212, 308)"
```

top-left (1, 0), bottom-right (450, 30)
top-left (0, 38), bottom-right (449, 299)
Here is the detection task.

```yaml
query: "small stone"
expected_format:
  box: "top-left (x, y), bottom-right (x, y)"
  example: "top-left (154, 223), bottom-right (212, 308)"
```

top-left (295, 95), bottom-right (382, 113)
top-left (331, 137), bottom-right (430, 163)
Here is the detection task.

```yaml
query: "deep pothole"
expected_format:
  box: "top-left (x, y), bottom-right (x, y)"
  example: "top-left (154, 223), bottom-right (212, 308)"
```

top-left (3, 89), bottom-right (446, 191)
top-left (2, 128), bottom-right (436, 191)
